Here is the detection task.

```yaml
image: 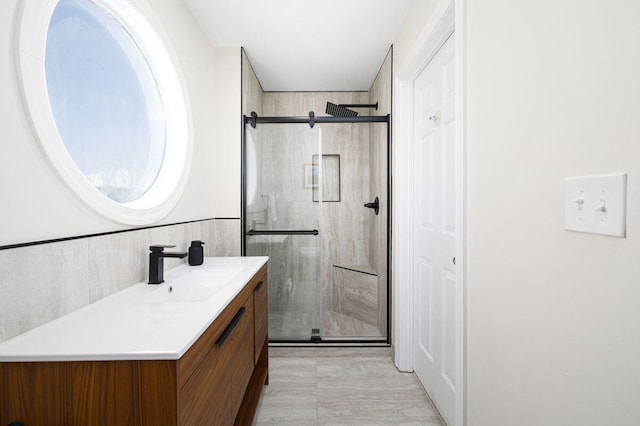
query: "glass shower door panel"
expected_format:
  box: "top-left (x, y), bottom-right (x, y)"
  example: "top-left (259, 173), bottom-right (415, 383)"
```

top-left (246, 234), bottom-right (320, 340)
top-left (246, 124), bottom-right (320, 233)
top-left (245, 124), bottom-right (322, 341)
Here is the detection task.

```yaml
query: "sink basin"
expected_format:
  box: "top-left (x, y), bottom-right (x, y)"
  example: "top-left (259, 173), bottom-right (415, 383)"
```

top-left (147, 268), bottom-right (242, 303)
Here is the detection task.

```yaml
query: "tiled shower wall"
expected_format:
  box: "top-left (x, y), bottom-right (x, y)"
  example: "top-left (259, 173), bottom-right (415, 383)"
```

top-left (0, 218), bottom-right (240, 343)
top-left (369, 48), bottom-right (392, 336)
top-left (242, 49), bottom-right (264, 117)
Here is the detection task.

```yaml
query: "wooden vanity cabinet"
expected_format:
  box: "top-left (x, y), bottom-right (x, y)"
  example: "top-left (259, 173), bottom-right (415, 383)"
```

top-left (0, 264), bottom-right (269, 426)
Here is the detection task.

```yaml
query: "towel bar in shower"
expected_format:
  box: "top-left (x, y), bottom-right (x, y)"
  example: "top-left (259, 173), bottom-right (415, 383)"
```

top-left (246, 229), bottom-right (319, 236)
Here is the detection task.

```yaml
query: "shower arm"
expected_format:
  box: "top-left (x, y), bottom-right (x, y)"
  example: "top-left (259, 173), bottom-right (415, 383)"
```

top-left (338, 102), bottom-right (378, 110)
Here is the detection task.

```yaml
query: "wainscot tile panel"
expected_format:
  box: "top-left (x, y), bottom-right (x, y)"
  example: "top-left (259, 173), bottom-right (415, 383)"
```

top-left (0, 218), bottom-right (240, 343)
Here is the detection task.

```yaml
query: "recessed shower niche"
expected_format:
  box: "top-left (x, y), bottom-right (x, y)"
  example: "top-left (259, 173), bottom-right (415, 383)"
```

top-left (242, 107), bottom-right (390, 344)
top-left (312, 154), bottom-right (340, 202)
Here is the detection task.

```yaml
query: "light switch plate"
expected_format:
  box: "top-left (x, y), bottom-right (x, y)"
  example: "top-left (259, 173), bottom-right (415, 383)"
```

top-left (564, 173), bottom-right (627, 237)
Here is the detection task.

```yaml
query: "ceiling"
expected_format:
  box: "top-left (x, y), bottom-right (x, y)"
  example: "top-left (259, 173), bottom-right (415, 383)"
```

top-left (182, 0), bottom-right (416, 92)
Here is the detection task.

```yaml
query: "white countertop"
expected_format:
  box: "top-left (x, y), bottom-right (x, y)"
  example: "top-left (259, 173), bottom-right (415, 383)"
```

top-left (0, 256), bottom-right (268, 362)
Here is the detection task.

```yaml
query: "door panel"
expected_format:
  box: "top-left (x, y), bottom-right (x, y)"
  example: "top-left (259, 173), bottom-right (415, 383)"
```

top-left (416, 259), bottom-right (435, 362)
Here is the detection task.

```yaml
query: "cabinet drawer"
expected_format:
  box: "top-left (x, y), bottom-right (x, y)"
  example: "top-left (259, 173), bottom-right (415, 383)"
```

top-left (179, 294), bottom-right (253, 425)
top-left (179, 343), bottom-right (233, 425)
top-left (178, 283), bottom-right (252, 389)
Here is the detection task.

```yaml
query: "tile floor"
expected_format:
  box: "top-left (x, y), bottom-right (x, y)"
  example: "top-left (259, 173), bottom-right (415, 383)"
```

top-left (253, 347), bottom-right (444, 425)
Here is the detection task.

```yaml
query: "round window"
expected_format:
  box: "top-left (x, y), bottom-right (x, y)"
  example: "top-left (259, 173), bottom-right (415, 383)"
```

top-left (17, 0), bottom-right (192, 224)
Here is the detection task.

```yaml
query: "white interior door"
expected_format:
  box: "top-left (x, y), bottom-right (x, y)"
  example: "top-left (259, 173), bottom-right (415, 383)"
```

top-left (413, 33), bottom-right (457, 425)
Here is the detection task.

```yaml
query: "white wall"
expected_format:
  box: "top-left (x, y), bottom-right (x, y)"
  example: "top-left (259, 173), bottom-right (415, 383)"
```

top-left (212, 47), bottom-right (242, 218)
top-left (466, 1), bottom-right (640, 424)
top-left (0, 0), bottom-right (240, 246)
top-left (395, 0), bottom-right (640, 424)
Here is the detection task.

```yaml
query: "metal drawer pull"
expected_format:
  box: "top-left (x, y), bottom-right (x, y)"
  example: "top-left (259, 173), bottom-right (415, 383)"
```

top-left (216, 307), bottom-right (246, 348)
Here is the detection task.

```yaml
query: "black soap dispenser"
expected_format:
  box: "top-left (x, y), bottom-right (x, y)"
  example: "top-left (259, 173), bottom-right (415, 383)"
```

top-left (188, 240), bottom-right (205, 266)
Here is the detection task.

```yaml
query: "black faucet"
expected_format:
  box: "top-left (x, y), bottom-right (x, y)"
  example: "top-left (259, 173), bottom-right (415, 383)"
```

top-left (148, 245), bottom-right (188, 284)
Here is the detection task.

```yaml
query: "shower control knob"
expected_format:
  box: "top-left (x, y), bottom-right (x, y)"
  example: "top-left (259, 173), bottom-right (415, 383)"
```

top-left (364, 197), bottom-right (380, 215)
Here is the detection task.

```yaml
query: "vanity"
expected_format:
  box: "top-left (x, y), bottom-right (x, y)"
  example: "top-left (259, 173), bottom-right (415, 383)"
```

top-left (0, 256), bottom-right (269, 426)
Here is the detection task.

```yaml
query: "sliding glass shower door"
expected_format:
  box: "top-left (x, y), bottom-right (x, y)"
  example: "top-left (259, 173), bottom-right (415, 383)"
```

top-left (244, 123), bottom-right (322, 341)
top-left (244, 115), bottom-right (390, 344)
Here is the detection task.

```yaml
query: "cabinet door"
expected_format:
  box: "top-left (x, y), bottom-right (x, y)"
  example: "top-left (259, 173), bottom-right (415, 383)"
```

top-left (253, 274), bottom-right (268, 364)
top-left (0, 362), bottom-right (65, 426)
top-left (66, 361), bottom-right (136, 424)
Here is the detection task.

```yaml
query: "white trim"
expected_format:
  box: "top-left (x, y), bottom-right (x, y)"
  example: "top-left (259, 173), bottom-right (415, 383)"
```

top-left (395, 2), bottom-right (455, 81)
top-left (393, 0), bottom-right (467, 425)
top-left (16, 0), bottom-right (192, 225)
top-left (392, 68), bottom-right (415, 372)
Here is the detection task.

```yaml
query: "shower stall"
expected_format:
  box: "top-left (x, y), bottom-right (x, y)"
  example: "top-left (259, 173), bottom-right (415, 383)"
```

top-left (242, 110), bottom-right (390, 344)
